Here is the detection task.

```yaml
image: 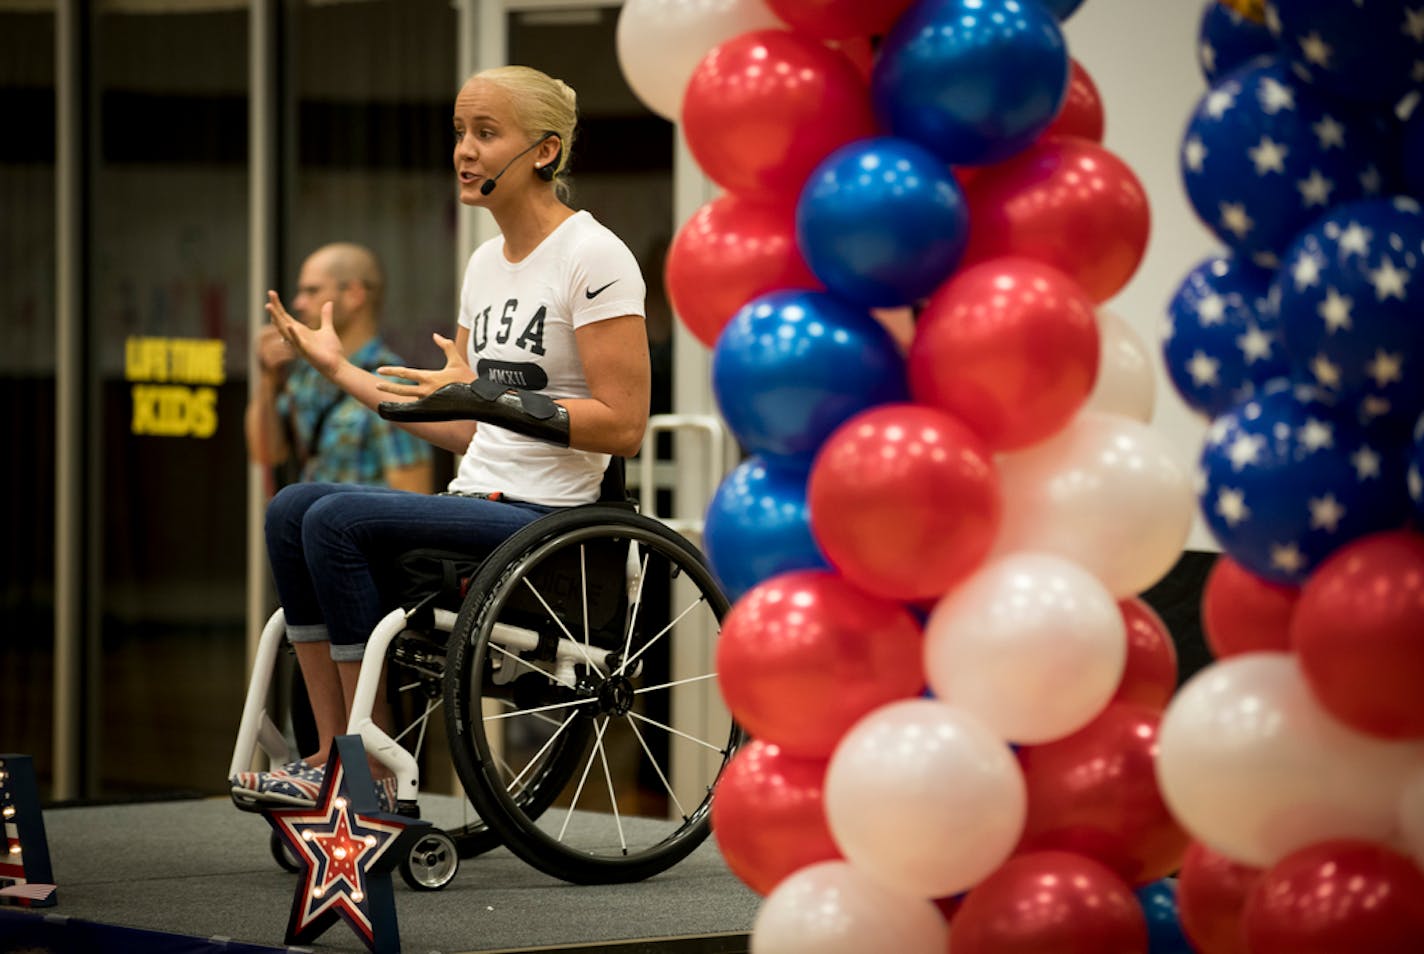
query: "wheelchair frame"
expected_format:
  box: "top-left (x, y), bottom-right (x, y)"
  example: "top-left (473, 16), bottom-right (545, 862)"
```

top-left (229, 499), bottom-right (742, 888)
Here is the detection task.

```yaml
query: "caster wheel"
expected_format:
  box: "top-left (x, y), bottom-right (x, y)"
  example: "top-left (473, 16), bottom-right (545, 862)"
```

top-left (400, 828), bottom-right (459, 891)
top-left (270, 830), bottom-right (301, 873)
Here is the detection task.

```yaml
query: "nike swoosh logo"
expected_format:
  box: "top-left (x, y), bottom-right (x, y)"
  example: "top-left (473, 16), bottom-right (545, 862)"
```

top-left (585, 280), bottom-right (618, 299)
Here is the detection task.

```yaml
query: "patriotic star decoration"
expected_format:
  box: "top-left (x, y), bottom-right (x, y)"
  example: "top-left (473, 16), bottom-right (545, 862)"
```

top-left (1264, 0), bottom-right (1424, 107)
top-left (1197, 0), bottom-right (1276, 84)
top-left (1180, 55), bottom-right (1389, 264)
top-left (1273, 197), bottom-right (1424, 430)
top-left (263, 736), bottom-right (427, 954)
top-left (1198, 383), bottom-right (1410, 584)
top-left (1164, 253), bottom-right (1287, 417)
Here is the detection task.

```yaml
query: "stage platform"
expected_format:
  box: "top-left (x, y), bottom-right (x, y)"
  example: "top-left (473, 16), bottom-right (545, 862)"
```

top-left (0, 794), bottom-right (759, 953)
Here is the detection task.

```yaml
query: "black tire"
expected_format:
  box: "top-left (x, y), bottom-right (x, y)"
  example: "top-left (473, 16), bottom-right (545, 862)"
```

top-left (399, 828), bottom-right (460, 891)
top-left (444, 506), bottom-right (742, 885)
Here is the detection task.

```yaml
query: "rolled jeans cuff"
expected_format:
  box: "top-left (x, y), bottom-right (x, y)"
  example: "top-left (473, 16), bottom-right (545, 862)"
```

top-left (329, 641), bottom-right (367, 663)
top-left (286, 623), bottom-right (329, 644)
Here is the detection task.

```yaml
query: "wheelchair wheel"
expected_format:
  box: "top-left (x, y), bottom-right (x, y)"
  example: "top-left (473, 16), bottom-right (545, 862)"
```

top-left (399, 828), bottom-right (460, 891)
top-left (444, 505), bottom-right (742, 885)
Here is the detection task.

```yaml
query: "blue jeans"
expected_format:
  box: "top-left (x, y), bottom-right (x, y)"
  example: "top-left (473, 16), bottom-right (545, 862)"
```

top-left (265, 483), bottom-right (557, 661)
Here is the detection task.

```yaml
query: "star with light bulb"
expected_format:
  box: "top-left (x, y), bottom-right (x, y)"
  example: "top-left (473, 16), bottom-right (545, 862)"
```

top-left (263, 736), bottom-right (428, 953)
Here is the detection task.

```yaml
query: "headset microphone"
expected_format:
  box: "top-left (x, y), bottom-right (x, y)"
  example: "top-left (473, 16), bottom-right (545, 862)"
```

top-left (479, 131), bottom-right (557, 196)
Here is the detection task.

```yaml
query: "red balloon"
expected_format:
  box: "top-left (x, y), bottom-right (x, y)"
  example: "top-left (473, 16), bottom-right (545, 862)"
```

top-left (666, 193), bottom-right (821, 349)
top-left (1015, 702), bottom-right (1189, 885)
top-left (682, 29), bottom-right (879, 199)
top-left (716, 569), bottom-right (926, 757)
top-left (710, 740), bottom-right (842, 896)
top-left (1044, 60), bottom-right (1105, 143)
top-left (1243, 839), bottom-right (1424, 954)
top-left (765, 0), bottom-right (917, 41)
top-left (1292, 530), bottom-right (1424, 739)
top-left (1177, 841), bottom-right (1261, 954)
top-left (808, 403), bottom-right (1001, 602)
top-left (1111, 599), bottom-right (1178, 711)
top-left (963, 138), bottom-right (1150, 303)
top-left (950, 851), bottom-right (1148, 954)
top-left (1202, 555), bottom-right (1297, 658)
top-left (908, 257), bottom-right (1100, 451)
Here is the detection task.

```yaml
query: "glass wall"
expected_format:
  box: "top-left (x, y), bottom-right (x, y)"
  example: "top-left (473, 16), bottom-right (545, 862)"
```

top-left (0, 9), bottom-right (57, 786)
top-left (89, 6), bottom-right (252, 797)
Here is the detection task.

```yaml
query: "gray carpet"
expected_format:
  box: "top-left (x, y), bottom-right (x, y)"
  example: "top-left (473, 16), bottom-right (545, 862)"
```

top-left (23, 795), bottom-right (759, 953)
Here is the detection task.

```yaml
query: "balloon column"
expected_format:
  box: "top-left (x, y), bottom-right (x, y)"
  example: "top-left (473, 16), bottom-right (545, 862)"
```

top-left (1158, 3), bottom-right (1424, 952)
top-left (617, 1), bottom-right (1194, 950)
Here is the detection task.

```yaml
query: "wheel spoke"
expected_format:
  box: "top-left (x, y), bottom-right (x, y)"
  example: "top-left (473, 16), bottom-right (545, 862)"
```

top-left (490, 640), bottom-right (563, 684)
top-left (520, 573), bottom-right (597, 671)
top-left (621, 548), bottom-right (650, 666)
top-left (628, 717), bottom-right (688, 821)
top-left (634, 672), bottom-right (718, 695)
top-left (616, 593), bottom-right (709, 678)
top-left (482, 694), bottom-right (595, 722)
top-left (628, 710), bottom-right (727, 754)
top-left (596, 722), bottom-right (627, 854)
top-left (558, 717), bottom-right (608, 842)
top-left (502, 710), bottom-right (582, 794)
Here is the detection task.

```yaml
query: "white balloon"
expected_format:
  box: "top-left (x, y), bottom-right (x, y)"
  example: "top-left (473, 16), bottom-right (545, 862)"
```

top-left (924, 552), bottom-right (1127, 744)
top-left (751, 860), bottom-right (948, 954)
top-left (1157, 652), bottom-right (1424, 868)
top-left (615, 0), bottom-right (786, 121)
top-left (823, 699), bottom-right (1025, 899)
top-left (1085, 307), bottom-right (1156, 423)
top-left (992, 411), bottom-right (1194, 598)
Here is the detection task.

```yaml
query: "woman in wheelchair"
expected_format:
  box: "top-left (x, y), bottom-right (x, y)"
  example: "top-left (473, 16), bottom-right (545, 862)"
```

top-left (230, 64), bottom-right (651, 812)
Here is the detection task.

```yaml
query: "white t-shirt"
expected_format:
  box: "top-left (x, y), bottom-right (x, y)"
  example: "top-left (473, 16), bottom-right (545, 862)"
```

top-left (449, 210), bottom-right (646, 506)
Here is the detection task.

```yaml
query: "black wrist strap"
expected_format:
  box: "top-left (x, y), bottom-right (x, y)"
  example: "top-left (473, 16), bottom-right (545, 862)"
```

top-left (379, 381), bottom-right (571, 446)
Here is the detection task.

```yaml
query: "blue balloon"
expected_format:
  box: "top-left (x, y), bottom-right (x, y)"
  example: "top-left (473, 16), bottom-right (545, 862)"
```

top-left (712, 289), bottom-right (908, 464)
top-left (1196, 0), bottom-right (1275, 84)
top-left (871, 0), bottom-right (1069, 166)
top-left (1198, 383), bottom-right (1410, 584)
top-left (1035, 0), bottom-right (1086, 20)
top-left (1180, 56), bottom-right (1391, 267)
top-left (1164, 252), bottom-right (1287, 417)
top-left (702, 456), bottom-right (829, 602)
top-left (1136, 879), bottom-right (1193, 954)
top-left (796, 136), bottom-right (969, 308)
top-left (1267, 0), bottom-right (1424, 107)
top-left (1274, 197), bottom-right (1424, 432)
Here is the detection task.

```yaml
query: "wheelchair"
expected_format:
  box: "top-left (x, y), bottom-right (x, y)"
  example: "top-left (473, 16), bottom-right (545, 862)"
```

top-left (227, 459), bottom-right (742, 890)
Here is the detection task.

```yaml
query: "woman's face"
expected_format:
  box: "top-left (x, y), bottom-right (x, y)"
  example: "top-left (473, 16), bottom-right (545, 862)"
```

top-left (452, 78), bottom-right (534, 204)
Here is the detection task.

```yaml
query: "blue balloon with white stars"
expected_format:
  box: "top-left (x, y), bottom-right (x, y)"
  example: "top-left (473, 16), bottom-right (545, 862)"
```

top-left (1198, 0), bottom-right (1276, 85)
top-left (1274, 197), bottom-right (1424, 432)
top-left (1165, 252), bottom-right (1287, 417)
top-left (1264, 0), bottom-right (1424, 108)
top-left (1136, 879), bottom-right (1193, 954)
top-left (1404, 105), bottom-right (1424, 201)
top-left (713, 289), bottom-right (907, 466)
top-left (871, 0), bottom-right (1069, 166)
top-left (1409, 411), bottom-right (1424, 525)
top-left (1180, 55), bottom-right (1390, 268)
top-left (796, 136), bottom-right (969, 309)
top-left (703, 456), bottom-right (830, 603)
top-left (1199, 383), bottom-right (1410, 584)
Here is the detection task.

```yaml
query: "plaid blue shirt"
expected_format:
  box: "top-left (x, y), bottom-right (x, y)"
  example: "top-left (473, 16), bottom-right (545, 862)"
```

top-left (276, 338), bottom-right (431, 486)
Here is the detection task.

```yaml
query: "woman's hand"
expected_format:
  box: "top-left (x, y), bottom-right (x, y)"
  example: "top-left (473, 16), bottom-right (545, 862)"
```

top-left (376, 332), bottom-right (475, 398)
top-left (266, 291), bottom-right (344, 377)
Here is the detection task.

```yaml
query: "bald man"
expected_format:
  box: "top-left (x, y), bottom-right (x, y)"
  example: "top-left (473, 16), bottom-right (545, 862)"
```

top-left (246, 243), bottom-right (433, 492)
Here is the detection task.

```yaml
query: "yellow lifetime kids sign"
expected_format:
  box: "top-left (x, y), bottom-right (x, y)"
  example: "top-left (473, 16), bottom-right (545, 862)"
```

top-left (125, 336), bottom-right (225, 438)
